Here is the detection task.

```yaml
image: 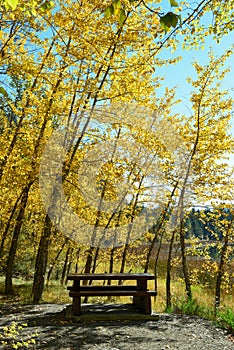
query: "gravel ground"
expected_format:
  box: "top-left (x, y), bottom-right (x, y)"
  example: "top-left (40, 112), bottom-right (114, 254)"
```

top-left (0, 304), bottom-right (233, 350)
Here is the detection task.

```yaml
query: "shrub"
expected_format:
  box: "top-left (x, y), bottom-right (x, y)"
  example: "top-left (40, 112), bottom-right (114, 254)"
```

top-left (217, 308), bottom-right (234, 334)
top-left (170, 297), bottom-right (204, 317)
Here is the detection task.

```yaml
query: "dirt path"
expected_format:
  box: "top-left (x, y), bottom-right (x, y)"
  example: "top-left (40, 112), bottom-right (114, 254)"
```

top-left (0, 304), bottom-right (233, 350)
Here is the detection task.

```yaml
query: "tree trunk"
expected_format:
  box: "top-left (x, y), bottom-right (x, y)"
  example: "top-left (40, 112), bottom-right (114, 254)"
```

top-left (144, 182), bottom-right (178, 273)
top-left (0, 192), bottom-right (22, 262)
top-left (75, 248), bottom-right (80, 273)
top-left (119, 176), bottom-right (146, 281)
top-left (153, 232), bottom-right (163, 298)
top-left (32, 214), bottom-right (52, 303)
top-left (64, 248), bottom-right (74, 284)
top-left (84, 246), bottom-right (94, 274)
top-left (4, 184), bottom-right (31, 294)
top-left (46, 237), bottom-right (68, 285)
top-left (179, 220), bottom-right (192, 300)
top-left (214, 215), bottom-right (233, 315)
top-left (118, 227), bottom-right (132, 286)
top-left (166, 230), bottom-right (175, 310)
top-left (66, 260), bottom-right (73, 283)
top-left (108, 247), bottom-right (115, 286)
top-left (119, 236), bottom-right (130, 275)
top-left (91, 247), bottom-right (99, 274)
top-left (61, 246), bottom-right (72, 285)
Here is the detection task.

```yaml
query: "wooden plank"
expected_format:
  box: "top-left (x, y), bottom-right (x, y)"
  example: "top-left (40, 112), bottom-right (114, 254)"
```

top-left (69, 290), bottom-right (157, 297)
top-left (67, 285), bottom-right (137, 291)
top-left (67, 273), bottom-right (155, 281)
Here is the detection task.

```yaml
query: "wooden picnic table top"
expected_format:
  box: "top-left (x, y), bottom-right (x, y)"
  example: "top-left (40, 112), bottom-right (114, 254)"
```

top-left (67, 273), bottom-right (155, 281)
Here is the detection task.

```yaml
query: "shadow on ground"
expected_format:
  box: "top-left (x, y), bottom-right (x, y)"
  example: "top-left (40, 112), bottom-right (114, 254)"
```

top-left (0, 303), bottom-right (233, 350)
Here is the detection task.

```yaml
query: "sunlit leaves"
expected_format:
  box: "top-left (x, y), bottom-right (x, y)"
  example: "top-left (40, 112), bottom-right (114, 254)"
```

top-left (0, 0), bottom-right (18, 10)
top-left (0, 0), bottom-right (55, 13)
top-left (3, 0), bottom-right (18, 10)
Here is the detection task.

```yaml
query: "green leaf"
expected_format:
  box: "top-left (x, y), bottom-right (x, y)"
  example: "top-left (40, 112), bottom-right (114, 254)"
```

top-left (39, 4), bottom-right (46, 12)
top-left (109, 4), bottom-right (114, 14)
top-left (6, 0), bottom-right (18, 10)
top-left (160, 12), bottom-right (179, 31)
top-left (177, 14), bottom-right (182, 26)
top-left (119, 8), bottom-right (126, 27)
top-left (0, 86), bottom-right (8, 97)
top-left (169, 0), bottom-right (178, 7)
top-left (104, 6), bottom-right (110, 18)
top-left (104, 4), bottom-right (114, 19)
top-left (160, 19), bottom-right (170, 33)
top-left (39, 0), bottom-right (55, 12)
top-left (112, 0), bottom-right (121, 11)
top-left (171, 14), bottom-right (178, 27)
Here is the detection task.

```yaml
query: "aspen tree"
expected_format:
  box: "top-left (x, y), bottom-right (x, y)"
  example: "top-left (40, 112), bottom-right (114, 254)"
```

top-left (164, 49), bottom-right (233, 306)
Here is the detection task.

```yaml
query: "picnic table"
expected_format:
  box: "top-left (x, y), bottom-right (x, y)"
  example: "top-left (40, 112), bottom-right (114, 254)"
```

top-left (67, 273), bottom-right (157, 315)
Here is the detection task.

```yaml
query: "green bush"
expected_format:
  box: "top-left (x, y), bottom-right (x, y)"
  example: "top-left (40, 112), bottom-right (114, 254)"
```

top-left (171, 297), bottom-right (205, 317)
top-left (217, 308), bottom-right (234, 334)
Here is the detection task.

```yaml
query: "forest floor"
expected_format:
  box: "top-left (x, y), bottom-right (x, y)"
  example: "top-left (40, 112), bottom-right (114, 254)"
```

top-left (0, 303), bottom-right (234, 350)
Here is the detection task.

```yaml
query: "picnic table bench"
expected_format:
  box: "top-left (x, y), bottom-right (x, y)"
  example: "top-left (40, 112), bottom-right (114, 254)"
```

top-left (67, 273), bottom-right (157, 315)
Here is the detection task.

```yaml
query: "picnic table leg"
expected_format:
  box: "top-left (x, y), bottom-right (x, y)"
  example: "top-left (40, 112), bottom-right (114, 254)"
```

top-left (143, 295), bottom-right (151, 315)
top-left (72, 296), bottom-right (81, 316)
top-left (134, 278), bottom-right (152, 314)
top-left (133, 295), bottom-right (151, 315)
